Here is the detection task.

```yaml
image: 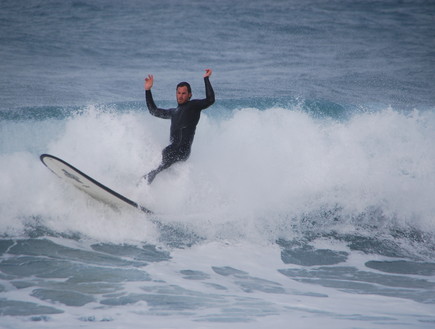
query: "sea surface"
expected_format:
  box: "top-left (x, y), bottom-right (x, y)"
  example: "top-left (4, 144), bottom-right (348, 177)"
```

top-left (1, 0), bottom-right (435, 328)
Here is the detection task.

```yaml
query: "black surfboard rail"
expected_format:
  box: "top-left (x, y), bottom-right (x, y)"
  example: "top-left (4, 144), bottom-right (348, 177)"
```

top-left (40, 154), bottom-right (153, 214)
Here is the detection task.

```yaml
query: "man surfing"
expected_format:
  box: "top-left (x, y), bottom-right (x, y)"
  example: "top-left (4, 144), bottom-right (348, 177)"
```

top-left (142, 69), bottom-right (215, 184)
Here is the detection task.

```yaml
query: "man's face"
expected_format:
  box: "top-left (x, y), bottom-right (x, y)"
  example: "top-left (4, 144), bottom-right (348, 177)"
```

top-left (176, 86), bottom-right (192, 105)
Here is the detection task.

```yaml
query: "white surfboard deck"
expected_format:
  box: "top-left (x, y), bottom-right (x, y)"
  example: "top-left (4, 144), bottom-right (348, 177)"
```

top-left (40, 154), bottom-right (152, 214)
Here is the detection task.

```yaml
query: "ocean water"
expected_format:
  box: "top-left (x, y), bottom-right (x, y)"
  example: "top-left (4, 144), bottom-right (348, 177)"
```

top-left (1, 0), bottom-right (435, 328)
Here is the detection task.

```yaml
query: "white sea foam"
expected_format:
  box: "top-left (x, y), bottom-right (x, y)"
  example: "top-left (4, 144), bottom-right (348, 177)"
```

top-left (1, 105), bottom-right (434, 243)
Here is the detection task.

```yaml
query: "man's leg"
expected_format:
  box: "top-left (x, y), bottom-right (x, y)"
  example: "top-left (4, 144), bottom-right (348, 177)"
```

top-left (143, 166), bottom-right (163, 185)
top-left (143, 145), bottom-right (183, 184)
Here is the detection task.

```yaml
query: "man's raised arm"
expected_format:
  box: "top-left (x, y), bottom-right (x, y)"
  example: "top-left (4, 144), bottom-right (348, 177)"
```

top-left (144, 74), bottom-right (171, 119)
top-left (203, 69), bottom-right (215, 106)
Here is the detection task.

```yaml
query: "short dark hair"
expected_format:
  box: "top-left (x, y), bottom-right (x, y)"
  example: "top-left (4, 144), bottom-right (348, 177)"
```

top-left (176, 82), bottom-right (191, 94)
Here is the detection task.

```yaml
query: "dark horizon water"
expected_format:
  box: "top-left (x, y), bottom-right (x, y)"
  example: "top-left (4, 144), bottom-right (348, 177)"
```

top-left (1, 0), bottom-right (434, 110)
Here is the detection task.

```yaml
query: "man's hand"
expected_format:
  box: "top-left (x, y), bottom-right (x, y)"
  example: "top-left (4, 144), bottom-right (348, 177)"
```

top-left (144, 74), bottom-right (154, 90)
top-left (203, 69), bottom-right (212, 78)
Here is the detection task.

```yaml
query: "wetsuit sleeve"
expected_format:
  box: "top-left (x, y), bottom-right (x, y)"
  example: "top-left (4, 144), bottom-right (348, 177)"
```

top-left (200, 77), bottom-right (215, 109)
top-left (145, 90), bottom-right (172, 119)
top-left (205, 77), bottom-right (215, 106)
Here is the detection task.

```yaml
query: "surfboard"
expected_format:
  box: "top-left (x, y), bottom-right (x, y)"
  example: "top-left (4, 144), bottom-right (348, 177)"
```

top-left (40, 154), bottom-right (152, 214)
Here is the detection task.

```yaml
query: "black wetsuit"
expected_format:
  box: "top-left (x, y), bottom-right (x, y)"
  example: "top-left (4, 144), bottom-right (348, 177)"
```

top-left (144, 77), bottom-right (215, 183)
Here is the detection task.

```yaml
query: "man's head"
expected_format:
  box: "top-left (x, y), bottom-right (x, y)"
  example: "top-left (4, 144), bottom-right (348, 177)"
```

top-left (176, 82), bottom-right (192, 105)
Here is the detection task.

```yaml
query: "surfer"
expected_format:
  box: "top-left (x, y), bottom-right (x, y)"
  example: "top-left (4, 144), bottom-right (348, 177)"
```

top-left (142, 69), bottom-right (215, 184)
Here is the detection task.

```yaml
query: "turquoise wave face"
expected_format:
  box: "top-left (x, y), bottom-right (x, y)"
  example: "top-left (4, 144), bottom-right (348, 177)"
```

top-left (0, 96), bottom-right (391, 122)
